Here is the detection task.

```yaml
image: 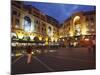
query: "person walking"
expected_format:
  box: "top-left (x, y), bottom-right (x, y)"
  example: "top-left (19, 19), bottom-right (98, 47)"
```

top-left (26, 46), bottom-right (32, 64)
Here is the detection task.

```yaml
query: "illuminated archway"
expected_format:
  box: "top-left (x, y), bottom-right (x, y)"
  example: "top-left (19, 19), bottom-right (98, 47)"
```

top-left (24, 16), bottom-right (31, 32)
top-left (73, 16), bottom-right (81, 36)
top-left (73, 16), bottom-right (80, 23)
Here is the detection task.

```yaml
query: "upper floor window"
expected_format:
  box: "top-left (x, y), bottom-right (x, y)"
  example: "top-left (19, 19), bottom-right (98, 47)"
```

top-left (24, 16), bottom-right (31, 32)
top-left (15, 18), bottom-right (20, 28)
top-left (47, 26), bottom-right (53, 36)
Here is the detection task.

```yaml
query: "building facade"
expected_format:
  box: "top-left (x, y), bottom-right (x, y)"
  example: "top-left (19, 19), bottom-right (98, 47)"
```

top-left (59, 11), bottom-right (96, 47)
top-left (11, 1), bottom-right (59, 45)
top-left (11, 1), bottom-right (96, 47)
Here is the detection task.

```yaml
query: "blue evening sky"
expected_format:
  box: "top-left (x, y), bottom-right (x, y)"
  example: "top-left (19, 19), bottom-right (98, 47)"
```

top-left (23, 1), bottom-right (96, 24)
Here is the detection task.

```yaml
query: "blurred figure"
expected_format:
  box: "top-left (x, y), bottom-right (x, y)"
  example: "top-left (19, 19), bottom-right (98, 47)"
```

top-left (26, 46), bottom-right (32, 64)
top-left (92, 36), bottom-right (96, 53)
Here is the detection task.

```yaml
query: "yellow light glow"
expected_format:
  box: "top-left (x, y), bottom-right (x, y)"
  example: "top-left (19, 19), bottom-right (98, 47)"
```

top-left (16, 30), bottom-right (24, 39)
top-left (15, 53), bottom-right (22, 56)
top-left (30, 35), bottom-right (35, 40)
top-left (69, 30), bottom-right (74, 37)
top-left (45, 41), bottom-right (48, 45)
top-left (45, 37), bottom-right (48, 41)
top-left (82, 32), bottom-right (87, 35)
top-left (39, 37), bottom-right (42, 41)
top-left (70, 33), bottom-right (73, 37)
top-left (81, 23), bottom-right (88, 35)
top-left (73, 42), bottom-right (78, 47)
top-left (18, 35), bottom-right (23, 39)
top-left (31, 52), bottom-right (34, 54)
top-left (62, 39), bottom-right (65, 41)
top-left (51, 37), bottom-right (54, 42)
top-left (15, 25), bottom-right (19, 28)
top-left (81, 29), bottom-right (87, 35)
top-left (55, 38), bottom-right (58, 42)
top-left (73, 16), bottom-right (80, 23)
top-left (85, 38), bottom-right (89, 41)
top-left (60, 36), bottom-right (63, 38)
top-left (17, 33), bottom-right (23, 39)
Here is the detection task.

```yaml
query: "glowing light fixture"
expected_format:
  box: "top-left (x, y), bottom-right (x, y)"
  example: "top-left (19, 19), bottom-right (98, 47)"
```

top-left (31, 52), bottom-right (34, 54)
top-left (45, 42), bottom-right (48, 45)
top-left (30, 35), bottom-right (35, 40)
top-left (17, 31), bottom-right (24, 39)
top-left (18, 35), bottom-right (23, 39)
top-left (85, 38), bottom-right (89, 41)
top-left (82, 29), bottom-right (87, 35)
top-left (62, 39), bottom-right (65, 41)
top-left (39, 37), bottom-right (42, 41)
top-left (15, 25), bottom-right (19, 28)
top-left (60, 36), bottom-right (63, 38)
top-left (55, 38), bottom-right (58, 42)
top-left (51, 37), bottom-right (54, 42)
top-left (45, 37), bottom-right (48, 42)
top-left (70, 32), bottom-right (74, 37)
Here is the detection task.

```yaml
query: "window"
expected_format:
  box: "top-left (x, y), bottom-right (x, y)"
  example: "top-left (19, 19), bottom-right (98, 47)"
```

top-left (45, 28), bottom-right (46, 31)
top-left (24, 16), bottom-right (31, 32)
top-left (90, 17), bottom-right (94, 21)
top-left (48, 26), bottom-right (51, 32)
top-left (42, 23), bottom-right (46, 26)
top-left (18, 12), bottom-right (20, 17)
top-left (13, 10), bottom-right (17, 15)
top-left (34, 19), bottom-right (39, 25)
top-left (69, 27), bottom-right (70, 31)
top-left (16, 19), bottom-right (19, 25)
top-left (86, 17), bottom-right (89, 21)
top-left (48, 26), bottom-right (53, 36)
top-left (15, 18), bottom-right (20, 28)
top-left (42, 27), bottom-right (43, 32)
top-left (12, 2), bottom-right (21, 9)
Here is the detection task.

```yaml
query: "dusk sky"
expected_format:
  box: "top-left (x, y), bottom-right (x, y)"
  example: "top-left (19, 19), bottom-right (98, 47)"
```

top-left (23, 1), bottom-right (96, 24)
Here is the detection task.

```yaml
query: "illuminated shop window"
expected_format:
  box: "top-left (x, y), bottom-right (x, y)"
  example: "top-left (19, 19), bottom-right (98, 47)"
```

top-left (24, 16), bottom-right (31, 32)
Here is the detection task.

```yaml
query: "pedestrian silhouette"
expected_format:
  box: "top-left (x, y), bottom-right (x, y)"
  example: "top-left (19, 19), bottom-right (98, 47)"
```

top-left (26, 46), bottom-right (32, 64)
